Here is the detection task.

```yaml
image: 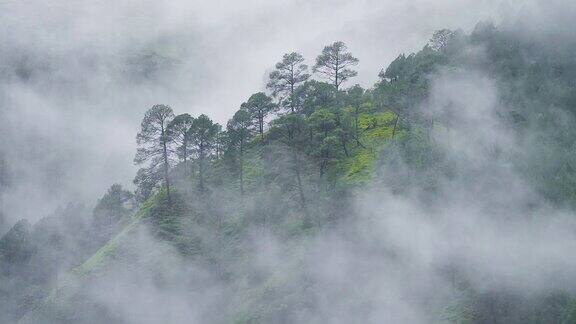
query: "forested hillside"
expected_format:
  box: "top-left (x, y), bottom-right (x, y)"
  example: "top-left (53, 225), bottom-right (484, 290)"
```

top-left (3, 21), bottom-right (576, 323)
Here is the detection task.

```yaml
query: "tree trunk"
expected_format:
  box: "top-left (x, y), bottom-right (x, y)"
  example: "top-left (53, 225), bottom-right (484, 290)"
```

top-left (199, 145), bottom-right (205, 192)
top-left (334, 58), bottom-right (340, 91)
top-left (239, 139), bottom-right (244, 196)
top-left (287, 117), bottom-right (308, 225)
top-left (161, 132), bottom-right (171, 201)
top-left (216, 212), bottom-right (223, 276)
top-left (259, 116), bottom-right (264, 141)
top-left (355, 106), bottom-right (360, 146)
top-left (289, 65), bottom-right (295, 113)
top-left (183, 141), bottom-right (188, 176)
top-left (335, 73), bottom-right (339, 91)
top-left (290, 83), bottom-right (295, 113)
top-left (392, 114), bottom-right (399, 138)
top-left (341, 134), bottom-right (349, 157)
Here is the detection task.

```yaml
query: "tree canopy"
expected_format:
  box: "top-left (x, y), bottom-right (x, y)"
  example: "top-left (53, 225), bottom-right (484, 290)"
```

top-left (313, 41), bottom-right (359, 90)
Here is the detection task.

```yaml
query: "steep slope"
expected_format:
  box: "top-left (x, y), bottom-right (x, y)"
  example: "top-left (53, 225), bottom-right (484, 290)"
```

top-left (18, 106), bottom-right (399, 323)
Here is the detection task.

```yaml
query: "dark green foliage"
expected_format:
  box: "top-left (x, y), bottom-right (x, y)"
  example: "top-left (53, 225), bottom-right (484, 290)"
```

top-left (187, 114), bottom-right (221, 192)
top-left (241, 92), bottom-right (276, 139)
top-left (308, 109), bottom-right (342, 176)
top-left (267, 52), bottom-right (310, 113)
top-left (293, 80), bottom-right (339, 115)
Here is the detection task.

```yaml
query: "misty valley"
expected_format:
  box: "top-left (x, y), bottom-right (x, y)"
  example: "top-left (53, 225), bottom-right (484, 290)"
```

top-left (2, 2), bottom-right (576, 323)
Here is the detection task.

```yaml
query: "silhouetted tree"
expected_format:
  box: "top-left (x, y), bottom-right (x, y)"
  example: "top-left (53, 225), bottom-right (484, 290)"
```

top-left (242, 92), bottom-right (276, 140)
top-left (313, 41), bottom-right (359, 90)
top-left (134, 104), bottom-right (175, 200)
top-left (267, 52), bottom-right (310, 113)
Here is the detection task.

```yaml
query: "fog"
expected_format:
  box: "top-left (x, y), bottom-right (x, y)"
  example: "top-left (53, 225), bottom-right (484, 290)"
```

top-left (3, 0), bottom-right (576, 323)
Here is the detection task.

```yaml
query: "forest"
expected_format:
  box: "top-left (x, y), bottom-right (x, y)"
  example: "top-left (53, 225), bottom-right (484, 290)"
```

top-left (3, 17), bottom-right (576, 324)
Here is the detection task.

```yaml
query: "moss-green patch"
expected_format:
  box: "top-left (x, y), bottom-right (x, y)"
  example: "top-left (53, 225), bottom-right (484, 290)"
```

top-left (361, 111), bottom-right (396, 140)
top-left (358, 111), bottom-right (395, 130)
top-left (327, 110), bottom-right (398, 186)
top-left (341, 150), bottom-right (376, 184)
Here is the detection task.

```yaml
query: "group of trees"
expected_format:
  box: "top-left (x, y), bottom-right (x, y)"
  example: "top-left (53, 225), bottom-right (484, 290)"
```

top-left (125, 33), bottom-right (481, 264)
top-left (134, 105), bottom-right (221, 200)
top-left (130, 39), bottom-right (451, 227)
top-left (266, 41), bottom-right (359, 112)
top-left (133, 41), bottom-right (363, 205)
